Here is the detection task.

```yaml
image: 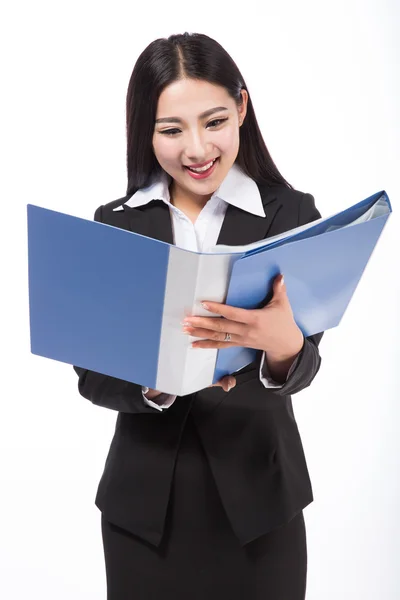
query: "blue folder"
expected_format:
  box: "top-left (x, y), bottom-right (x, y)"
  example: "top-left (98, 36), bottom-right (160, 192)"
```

top-left (27, 190), bottom-right (392, 395)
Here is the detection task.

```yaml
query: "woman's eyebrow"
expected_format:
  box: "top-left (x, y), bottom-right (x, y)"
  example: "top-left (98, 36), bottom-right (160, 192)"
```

top-left (155, 106), bottom-right (228, 124)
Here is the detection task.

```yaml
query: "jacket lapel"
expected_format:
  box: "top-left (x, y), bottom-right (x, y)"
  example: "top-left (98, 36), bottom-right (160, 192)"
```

top-left (122, 199), bottom-right (174, 244)
top-left (216, 183), bottom-right (281, 246)
top-left (123, 183), bottom-right (282, 247)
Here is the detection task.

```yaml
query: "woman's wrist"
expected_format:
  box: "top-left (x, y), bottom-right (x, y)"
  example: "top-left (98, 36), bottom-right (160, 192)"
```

top-left (265, 352), bottom-right (299, 383)
top-left (264, 332), bottom-right (304, 383)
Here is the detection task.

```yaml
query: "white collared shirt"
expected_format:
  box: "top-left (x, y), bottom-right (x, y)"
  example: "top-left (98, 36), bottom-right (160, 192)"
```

top-left (117, 163), bottom-right (296, 410)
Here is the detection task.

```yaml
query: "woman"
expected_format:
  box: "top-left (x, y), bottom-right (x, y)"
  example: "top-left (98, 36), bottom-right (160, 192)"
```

top-left (74, 32), bottom-right (323, 599)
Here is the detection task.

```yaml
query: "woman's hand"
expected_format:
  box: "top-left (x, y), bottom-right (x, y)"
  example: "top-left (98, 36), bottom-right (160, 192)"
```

top-left (182, 273), bottom-right (304, 365)
top-left (148, 275), bottom-right (301, 399)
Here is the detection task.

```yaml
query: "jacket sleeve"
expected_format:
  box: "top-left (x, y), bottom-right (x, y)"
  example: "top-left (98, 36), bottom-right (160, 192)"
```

top-left (72, 205), bottom-right (173, 414)
top-left (73, 366), bottom-right (173, 413)
top-left (269, 192), bottom-right (324, 396)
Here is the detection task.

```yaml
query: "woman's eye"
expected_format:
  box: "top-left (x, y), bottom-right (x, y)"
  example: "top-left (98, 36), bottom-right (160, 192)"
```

top-left (207, 118), bottom-right (228, 128)
top-left (160, 128), bottom-right (180, 136)
top-left (159, 118), bottom-right (228, 136)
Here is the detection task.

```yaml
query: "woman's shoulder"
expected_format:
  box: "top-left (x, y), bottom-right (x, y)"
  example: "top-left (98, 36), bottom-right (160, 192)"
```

top-left (97, 194), bottom-right (130, 213)
top-left (257, 182), bottom-right (320, 225)
top-left (91, 193), bottom-right (130, 227)
top-left (257, 182), bottom-right (316, 213)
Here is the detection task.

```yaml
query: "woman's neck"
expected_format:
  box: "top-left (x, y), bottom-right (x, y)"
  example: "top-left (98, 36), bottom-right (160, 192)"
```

top-left (169, 181), bottom-right (213, 223)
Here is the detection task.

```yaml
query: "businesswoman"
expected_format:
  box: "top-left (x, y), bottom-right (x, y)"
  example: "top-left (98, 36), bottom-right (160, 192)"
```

top-left (74, 32), bottom-right (323, 600)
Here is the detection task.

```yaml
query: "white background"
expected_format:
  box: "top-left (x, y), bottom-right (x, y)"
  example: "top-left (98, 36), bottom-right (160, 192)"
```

top-left (1, 0), bottom-right (399, 598)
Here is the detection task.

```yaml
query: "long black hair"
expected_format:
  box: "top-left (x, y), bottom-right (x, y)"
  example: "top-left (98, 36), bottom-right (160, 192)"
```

top-left (126, 32), bottom-right (292, 196)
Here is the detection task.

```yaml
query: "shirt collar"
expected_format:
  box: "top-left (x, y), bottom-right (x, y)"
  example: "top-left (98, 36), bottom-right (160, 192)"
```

top-left (119, 163), bottom-right (266, 217)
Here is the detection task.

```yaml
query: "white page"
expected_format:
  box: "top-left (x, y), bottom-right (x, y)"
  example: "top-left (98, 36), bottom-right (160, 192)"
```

top-left (324, 196), bottom-right (389, 232)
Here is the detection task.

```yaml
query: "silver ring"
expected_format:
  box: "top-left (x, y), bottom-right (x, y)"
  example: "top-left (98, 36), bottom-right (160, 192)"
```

top-left (224, 332), bottom-right (231, 342)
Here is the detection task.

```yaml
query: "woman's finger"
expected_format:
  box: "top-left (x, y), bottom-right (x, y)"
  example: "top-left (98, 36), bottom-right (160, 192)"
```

top-left (208, 375), bottom-right (236, 392)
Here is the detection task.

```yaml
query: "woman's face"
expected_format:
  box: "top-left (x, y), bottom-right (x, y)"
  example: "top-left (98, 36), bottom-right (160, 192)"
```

top-left (152, 78), bottom-right (248, 202)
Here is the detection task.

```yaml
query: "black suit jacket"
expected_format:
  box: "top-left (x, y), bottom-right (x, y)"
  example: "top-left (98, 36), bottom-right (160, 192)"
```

top-left (74, 181), bottom-right (323, 547)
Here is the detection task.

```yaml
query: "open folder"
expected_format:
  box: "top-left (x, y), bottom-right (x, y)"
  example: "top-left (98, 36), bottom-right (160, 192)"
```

top-left (27, 190), bottom-right (392, 396)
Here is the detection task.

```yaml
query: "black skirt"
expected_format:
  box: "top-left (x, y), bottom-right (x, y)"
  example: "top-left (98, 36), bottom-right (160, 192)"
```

top-left (101, 412), bottom-right (307, 600)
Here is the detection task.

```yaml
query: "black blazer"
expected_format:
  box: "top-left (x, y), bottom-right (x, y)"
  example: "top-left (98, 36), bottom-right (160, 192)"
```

top-left (74, 181), bottom-right (323, 548)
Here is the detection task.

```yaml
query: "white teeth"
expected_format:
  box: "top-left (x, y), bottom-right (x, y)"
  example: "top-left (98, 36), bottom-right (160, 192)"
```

top-left (188, 159), bottom-right (216, 173)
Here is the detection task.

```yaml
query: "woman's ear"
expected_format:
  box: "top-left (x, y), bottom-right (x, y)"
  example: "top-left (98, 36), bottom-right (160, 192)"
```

top-left (238, 88), bottom-right (248, 126)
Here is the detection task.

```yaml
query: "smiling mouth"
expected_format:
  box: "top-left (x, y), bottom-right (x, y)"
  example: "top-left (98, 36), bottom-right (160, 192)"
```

top-left (184, 158), bottom-right (219, 173)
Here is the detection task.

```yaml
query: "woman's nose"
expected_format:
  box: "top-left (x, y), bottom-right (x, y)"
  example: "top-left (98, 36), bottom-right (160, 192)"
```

top-left (184, 130), bottom-right (211, 161)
